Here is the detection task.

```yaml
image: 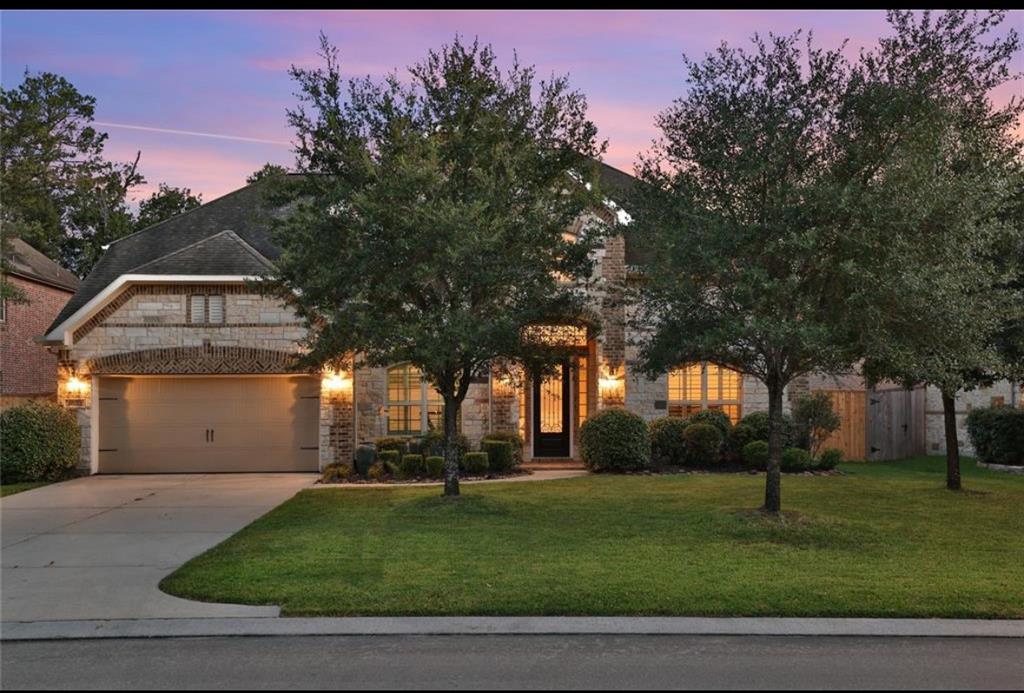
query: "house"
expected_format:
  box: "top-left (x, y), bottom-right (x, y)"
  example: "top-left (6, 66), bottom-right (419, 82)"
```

top-left (42, 167), bottom-right (1013, 474)
top-left (2, 238), bottom-right (80, 409)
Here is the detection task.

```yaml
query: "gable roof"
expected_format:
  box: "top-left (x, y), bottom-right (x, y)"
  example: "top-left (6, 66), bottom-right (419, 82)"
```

top-left (49, 162), bottom-right (642, 336)
top-left (5, 238), bottom-right (80, 293)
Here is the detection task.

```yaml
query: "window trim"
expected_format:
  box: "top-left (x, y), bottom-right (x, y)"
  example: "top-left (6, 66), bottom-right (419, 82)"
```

top-left (385, 363), bottom-right (451, 436)
top-left (667, 362), bottom-right (743, 423)
top-left (188, 293), bottom-right (226, 325)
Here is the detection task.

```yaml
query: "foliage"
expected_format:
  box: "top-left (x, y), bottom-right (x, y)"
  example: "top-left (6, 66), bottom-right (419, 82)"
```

top-left (354, 445), bottom-right (377, 477)
top-left (739, 411), bottom-right (794, 448)
top-left (683, 422), bottom-right (723, 468)
top-left (791, 392), bottom-right (841, 456)
top-left (246, 162), bottom-right (288, 184)
top-left (481, 440), bottom-right (514, 474)
top-left (134, 183), bottom-right (201, 231)
top-left (579, 409), bottom-right (651, 472)
top-left (366, 462), bottom-right (388, 482)
top-left (462, 452), bottom-right (490, 476)
top-left (266, 35), bottom-right (607, 495)
top-left (399, 454), bottom-right (425, 479)
top-left (377, 450), bottom-right (401, 472)
top-left (781, 447), bottom-right (814, 472)
top-left (419, 429), bottom-right (469, 461)
top-left (726, 424), bottom-right (758, 463)
top-left (818, 448), bottom-right (843, 470)
top-left (320, 463), bottom-right (353, 483)
top-left (481, 430), bottom-right (523, 467)
top-left (966, 406), bottom-right (1024, 467)
top-left (742, 441), bottom-right (770, 471)
top-left (648, 417), bottom-right (689, 467)
top-left (0, 402), bottom-right (80, 482)
top-left (375, 438), bottom-right (409, 457)
top-left (686, 409), bottom-right (731, 438)
top-left (424, 456), bottom-right (445, 479)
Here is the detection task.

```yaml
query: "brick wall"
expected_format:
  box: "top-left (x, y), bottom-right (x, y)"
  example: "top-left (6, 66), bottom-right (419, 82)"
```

top-left (1, 275), bottom-right (74, 398)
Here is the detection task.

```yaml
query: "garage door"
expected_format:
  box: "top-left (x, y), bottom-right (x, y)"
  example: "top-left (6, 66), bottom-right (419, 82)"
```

top-left (98, 376), bottom-right (320, 473)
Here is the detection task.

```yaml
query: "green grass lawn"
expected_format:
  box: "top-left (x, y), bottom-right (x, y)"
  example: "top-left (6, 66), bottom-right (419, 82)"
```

top-left (0, 481), bottom-right (51, 497)
top-left (161, 456), bottom-right (1024, 618)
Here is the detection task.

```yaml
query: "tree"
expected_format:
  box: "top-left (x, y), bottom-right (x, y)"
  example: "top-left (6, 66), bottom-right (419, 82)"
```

top-left (791, 392), bottom-right (841, 458)
top-left (134, 183), bottom-right (202, 231)
top-left (629, 34), bottom-right (860, 513)
top-left (267, 35), bottom-right (606, 496)
top-left (0, 71), bottom-right (144, 276)
top-left (845, 11), bottom-right (1024, 490)
top-left (247, 163), bottom-right (288, 184)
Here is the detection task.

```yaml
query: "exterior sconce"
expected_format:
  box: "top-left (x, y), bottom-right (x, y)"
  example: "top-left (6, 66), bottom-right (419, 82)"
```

top-left (599, 365), bottom-right (625, 407)
top-left (66, 375), bottom-right (89, 395)
top-left (322, 368), bottom-right (352, 395)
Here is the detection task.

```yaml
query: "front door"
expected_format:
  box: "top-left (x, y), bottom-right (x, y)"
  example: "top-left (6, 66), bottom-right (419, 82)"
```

top-left (533, 362), bottom-right (571, 457)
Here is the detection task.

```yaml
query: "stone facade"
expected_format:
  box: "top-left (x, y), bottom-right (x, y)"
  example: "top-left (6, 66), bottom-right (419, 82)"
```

top-left (925, 381), bottom-right (1022, 457)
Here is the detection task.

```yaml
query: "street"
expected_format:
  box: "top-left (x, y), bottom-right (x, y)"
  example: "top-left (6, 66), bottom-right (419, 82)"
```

top-left (3, 634), bottom-right (1023, 689)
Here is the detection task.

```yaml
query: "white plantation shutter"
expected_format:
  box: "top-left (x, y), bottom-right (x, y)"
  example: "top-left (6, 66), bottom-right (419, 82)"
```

top-left (189, 295), bottom-right (206, 323)
top-left (207, 295), bottom-right (225, 324)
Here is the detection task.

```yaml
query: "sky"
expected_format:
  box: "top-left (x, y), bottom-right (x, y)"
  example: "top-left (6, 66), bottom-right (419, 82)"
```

top-left (2, 9), bottom-right (1022, 203)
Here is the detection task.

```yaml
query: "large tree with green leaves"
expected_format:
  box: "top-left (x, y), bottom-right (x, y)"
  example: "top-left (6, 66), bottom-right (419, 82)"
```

top-left (266, 36), bottom-right (607, 496)
top-left (844, 10), bottom-right (1024, 491)
top-left (134, 183), bottom-right (202, 231)
top-left (629, 34), bottom-right (861, 513)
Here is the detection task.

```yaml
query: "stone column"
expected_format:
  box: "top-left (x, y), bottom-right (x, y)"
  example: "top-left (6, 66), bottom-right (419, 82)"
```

top-left (319, 363), bottom-right (355, 470)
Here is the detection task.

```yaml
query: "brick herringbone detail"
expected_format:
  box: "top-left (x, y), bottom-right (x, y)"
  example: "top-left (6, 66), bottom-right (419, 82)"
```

top-left (83, 346), bottom-right (306, 375)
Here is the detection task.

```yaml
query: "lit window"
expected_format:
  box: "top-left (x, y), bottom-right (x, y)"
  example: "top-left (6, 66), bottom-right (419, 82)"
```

top-left (667, 362), bottom-right (743, 423)
top-left (386, 364), bottom-right (452, 435)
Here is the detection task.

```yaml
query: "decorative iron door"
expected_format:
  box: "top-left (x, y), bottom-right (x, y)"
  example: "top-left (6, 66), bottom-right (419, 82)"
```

top-left (533, 362), bottom-right (571, 457)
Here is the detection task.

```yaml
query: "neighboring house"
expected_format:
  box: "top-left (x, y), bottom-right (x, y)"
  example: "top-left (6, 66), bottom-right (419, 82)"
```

top-left (2, 238), bottom-right (80, 409)
top-left (42, 169), bottom-right (1017, 474)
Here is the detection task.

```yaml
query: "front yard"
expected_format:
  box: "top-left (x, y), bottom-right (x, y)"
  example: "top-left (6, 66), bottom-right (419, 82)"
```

top-left (0, 481), bottom-right (51, 497)
top-left (161, 456), bottom-right (1024, 618)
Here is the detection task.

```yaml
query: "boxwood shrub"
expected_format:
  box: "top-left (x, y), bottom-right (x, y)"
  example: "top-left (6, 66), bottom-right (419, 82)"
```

top-left (579, 409), bottom-right (650, 472)
top-left (687, 409), bottom-right (732, 438)
top-left (481, 430), bottom-right (523, 468)
top-left (0, 402), bottom-right (80, 483)
top-left (424, 456), bottom-right (445, 479)
top-left (966, 406), bottom-right (1024, 467)
top-left (481, 440), bottom-right (514, 474)
top-left (649, 417), bottom-right (689, 467)
top-left (463, 452), bottom-right (489, 475)
top-left (739, 411), bottom-right (795, 447)
top-left (742, 440), bottom-right (769, 470)
top-left (726, 424), bottom-right (757, 463)
top-left (399, 454), bottom-right (425, 479)
top-left (374, 437), bottom-right (409, 457)
top-left (683, 422), bottom-right (723, 468)
top-left (781, 447), bottom-right (813, 472)
top-left (817, 447), bottom-right (843, 470)
top-left (377, 449), bottom-right (401, 474)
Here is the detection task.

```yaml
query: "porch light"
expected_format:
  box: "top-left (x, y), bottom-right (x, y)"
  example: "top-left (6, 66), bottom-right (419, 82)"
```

top-left (599, 365), bottom-right (624, 405)
top-left (322, 368), bottom-right (352, 394)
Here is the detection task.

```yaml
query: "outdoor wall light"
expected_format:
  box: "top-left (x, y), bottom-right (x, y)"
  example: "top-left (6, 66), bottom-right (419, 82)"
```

top-left (65, 375), bottom-right (89, 395)
top-left (322, 368), bottom-right (352, 394)
top-left (599, 365), bottom-right (625, 405)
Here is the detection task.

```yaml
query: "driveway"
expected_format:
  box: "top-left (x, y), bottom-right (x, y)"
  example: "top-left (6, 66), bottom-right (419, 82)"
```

top-left (0, 473), bottom-right (315, 622)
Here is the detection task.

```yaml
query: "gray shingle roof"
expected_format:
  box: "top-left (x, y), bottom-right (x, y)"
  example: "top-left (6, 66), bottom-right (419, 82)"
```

top-left (6, 238), bottom-right (80, 293)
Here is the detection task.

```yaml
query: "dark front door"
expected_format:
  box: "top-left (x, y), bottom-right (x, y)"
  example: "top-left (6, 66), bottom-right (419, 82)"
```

top-left (533, 362), bottom-right (571, 457)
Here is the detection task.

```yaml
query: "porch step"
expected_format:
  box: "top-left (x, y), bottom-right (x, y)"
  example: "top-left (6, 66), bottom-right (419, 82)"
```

top-left (522, 459), bottom-right (587, 470)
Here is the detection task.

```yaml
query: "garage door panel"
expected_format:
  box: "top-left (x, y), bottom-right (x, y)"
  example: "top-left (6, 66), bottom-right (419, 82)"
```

top-left (98, 376), bottom-right (320, 473)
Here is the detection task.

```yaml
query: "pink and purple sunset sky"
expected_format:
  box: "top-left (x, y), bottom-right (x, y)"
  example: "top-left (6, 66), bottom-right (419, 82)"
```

top-left (3, 9), bottom-right (1022, 203)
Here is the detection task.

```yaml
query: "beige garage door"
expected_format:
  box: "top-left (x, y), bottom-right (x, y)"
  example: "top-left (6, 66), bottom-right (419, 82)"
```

top-left (98, 376), bottom-right (320, 473)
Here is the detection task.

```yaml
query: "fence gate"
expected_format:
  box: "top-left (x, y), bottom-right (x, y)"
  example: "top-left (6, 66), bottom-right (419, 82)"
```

top-left (817, 390), bottom-right (866, 461)
top-left (866, 387), bottom-right (926, 461)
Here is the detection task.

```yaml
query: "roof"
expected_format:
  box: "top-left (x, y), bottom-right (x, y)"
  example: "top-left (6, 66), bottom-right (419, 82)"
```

top-left (5, 238), bottom-right (80, 292)
top-left (49, 162), bottom-right (644, 335)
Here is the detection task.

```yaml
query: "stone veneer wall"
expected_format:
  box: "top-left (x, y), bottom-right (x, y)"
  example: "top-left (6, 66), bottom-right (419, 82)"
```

top-left (925, 381), bottom-right (1021, 457)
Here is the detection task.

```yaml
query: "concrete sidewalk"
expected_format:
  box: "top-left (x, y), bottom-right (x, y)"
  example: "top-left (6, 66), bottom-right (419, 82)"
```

top-left (4, 616), bottom-right (1023, 641)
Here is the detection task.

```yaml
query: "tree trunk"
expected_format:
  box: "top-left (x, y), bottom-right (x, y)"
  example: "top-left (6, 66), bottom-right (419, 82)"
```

top-left (763, 379), bottom-right (785, 514)
top-left (941, 391), bottom-right (962, 491)
top-left (442, 395), bottom-right (462, 497)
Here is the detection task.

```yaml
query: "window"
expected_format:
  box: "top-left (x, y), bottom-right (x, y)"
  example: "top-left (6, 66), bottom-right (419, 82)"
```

top-left (189, 294), bottom-right (225, 324)
top-left (0, 297), bottom-right (5, 322)
top-left (386, 364), bottom-right (449, 435)
top-left (667, 362), bottom-right (743, 423)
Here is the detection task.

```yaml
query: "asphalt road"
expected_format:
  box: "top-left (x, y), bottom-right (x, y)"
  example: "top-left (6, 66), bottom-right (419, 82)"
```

top-left (3, 635), bottom-right (1023, 690)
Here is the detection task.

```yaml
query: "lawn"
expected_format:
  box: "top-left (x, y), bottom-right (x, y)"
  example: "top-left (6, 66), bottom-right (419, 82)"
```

top-left (0, 481), bottom-right (51, 497)
top-left (161, 456), bottom-right (1024, 618)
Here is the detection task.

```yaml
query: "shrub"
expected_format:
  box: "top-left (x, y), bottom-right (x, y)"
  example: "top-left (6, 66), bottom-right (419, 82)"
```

top-left (817, 447), bottom-right (843, 470)
top-left (726, 424), bottom-right (758, 463)
top-left (481, 430), bottom-right (523, 467)
top-left (742, 440), bottom-right (769, 470)
top-left (354, 445), bottom-right (377, 477)
top-left (375, 437), bottom-right (408, 457)
top-left (366, 462), bottom-right (388, 481)
top-left (966, 406), bottom-right (1024, 467)
top-left (648, 417), bottom-right (689, 467)
top-left (399, 454), bottom-right (424, 479)
top-left (424, 456), bottom-right (445, 479)
top-left (687, 409), bottom-right (732, 438)
top-left (579, 409), bottom-right (651, 472)
top-left (0, 402), bottom-right (80, 483)
top-left (481, 440), bottom-right (514, 474)
top-left (377, 449), bottom-right (401, 475)
top-left (421, 429), bottom-right (471, 463)
top-left (792, 392), bottom-right (841, 455)
top-left (781, 447), bottom-right (813, 472)
top-left (739, 411), bottom-right (795, 447)
top-left (463, 452), bottom-right (489, 475)
top-left (320, 463), bottom-right (353, 483)
top-left (683, 422), bottom-right (723, 468)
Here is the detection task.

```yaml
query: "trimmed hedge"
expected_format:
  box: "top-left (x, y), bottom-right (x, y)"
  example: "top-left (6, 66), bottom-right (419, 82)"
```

top-left (579, 409), bottom-right (650, 472)
top-left (399, 454), bottom-right (425, 479)
top-left (420, 429), bottom-right (470, 461)
top-left (649, 417), bottom-right (689, 467)
top-left (683, 422), bottom-right (723, 468)
top-left (0, 402), bottom-right (80, 483)
top-left (726, 424), bottom-right (758, 462)
top-left (739, 411), bottom-right (795, 447)
top-left (463, 452), bottom-right (489, 475)
top-left (481, 431), bottom-right (523, 468)
top-left (424, 456), bottom-right (445, 479)
top-left (818, 447), bottom-right (843, 470)
top-left (375, 437), bottom-right (409, 457)
top-left (966, 406), bottom-right (1024, 467)
top-left (781, 447), bottom-right (813, 472)
top-left (687, 409), bottom-right (732, 438)
top-left (742, 440), bottom-right (769, 470)
top-left (377, 449), bottom-right (401, 473)
top-left (481, 440), bottom-right (514, 474)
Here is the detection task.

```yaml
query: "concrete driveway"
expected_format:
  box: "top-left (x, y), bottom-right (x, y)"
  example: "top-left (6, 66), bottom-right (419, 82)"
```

top-left (1, 473), bottom-right (315, 622)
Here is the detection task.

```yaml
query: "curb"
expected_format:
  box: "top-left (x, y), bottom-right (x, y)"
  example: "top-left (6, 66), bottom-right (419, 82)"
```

top-left (3, 616), bottom-right (1024, 641)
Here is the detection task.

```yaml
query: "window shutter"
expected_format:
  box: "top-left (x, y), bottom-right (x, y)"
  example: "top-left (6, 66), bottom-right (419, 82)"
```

top-left (189, 295), bottom-right (206, 323)
top-left (207, 295), bottom-right (225, 324)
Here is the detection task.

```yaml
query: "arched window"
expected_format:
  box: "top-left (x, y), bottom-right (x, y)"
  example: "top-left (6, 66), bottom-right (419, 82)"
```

top-left (387, 364), bottom-right (446, 435)
top-left (667, 362), bottom-right (743, 423)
